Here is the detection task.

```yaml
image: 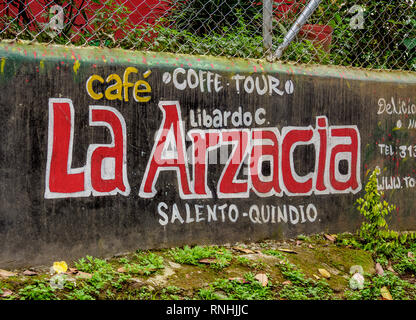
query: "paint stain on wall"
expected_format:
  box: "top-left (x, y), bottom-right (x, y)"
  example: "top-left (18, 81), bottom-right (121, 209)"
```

top-left (73, 59), bottom-right (80, 75)
top-left (1, 58), bottom-right (5, 74)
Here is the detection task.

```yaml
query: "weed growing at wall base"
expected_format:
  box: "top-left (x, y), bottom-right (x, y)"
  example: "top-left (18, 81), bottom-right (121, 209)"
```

top-left (356, 167), bottom-right (396, 251)
top-left (331, 168), bottom-right (416, 300)
top-left (344, 271), bottom-right (416, 300)
top-left (277, 259), bottom-right (334, 300)
top-left (354, 167), bottom-right (416, 255)
top-left (169, 245), bottom-right (233, 270)
top-left (119, 252), bottom-right (164, 275)
top-left (19, 280), bottom-right (57, 300)
top-left (1, 235), bottom-right (416, 300)
top-left (199, 272), bottom-right (273, 300)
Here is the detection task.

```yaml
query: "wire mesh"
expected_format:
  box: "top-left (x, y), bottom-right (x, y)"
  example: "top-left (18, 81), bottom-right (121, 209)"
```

top-left (0, 0), bottom-right (415, 71)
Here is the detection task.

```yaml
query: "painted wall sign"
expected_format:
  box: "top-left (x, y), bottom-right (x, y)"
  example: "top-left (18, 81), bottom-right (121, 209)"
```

top-left (0, 42), bottom-right (415, 267)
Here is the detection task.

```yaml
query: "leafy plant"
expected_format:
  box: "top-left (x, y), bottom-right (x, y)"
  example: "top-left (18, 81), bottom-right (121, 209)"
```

top-left (121, 252), bottom-right (164, 276)
top-left (75, 255), bottom-right (111, 274)
top-left (65, 288), bottom-right (95, 300)
top-left (262, 249), bottom-right (286, 260)
top-left (277, 259), bottom-right (333, 300)
top-left (163, 0), bottom-right (262, 37)
top-left (296, 234), bottom-right (312, 242)
top-left (388, 243), bottom-right (416, 275)
top-left (356, 168), bottom-right (396, 251)
top-left (331, 168), bottom-right (416, 284)
top-left (74, 255), bottom-right (131, 298)
top-left (354, 168), bottom-right (416, 256)
top-left (19, 280), bottom-right (57, 300)
top-left (159, 286), bottom-right (181, 300)
top-left (335, 232), bottom-right (361, 248)
top-left (199, 272), bottom-right (273, 300)
top-left (83, 0), bottom-right (132, 47)
top-left (140, 9), bottom-right (264, 59)
top-left (198, 287), bottom-right (222, 300)
top-left (344, 271), bottom-right (416, 300)
top-left (236, 256), bottom-right (267, 270)
top-left (169, 245), bottom-right (232, 270)
top-left (308, 0), bottom-right (416, 70)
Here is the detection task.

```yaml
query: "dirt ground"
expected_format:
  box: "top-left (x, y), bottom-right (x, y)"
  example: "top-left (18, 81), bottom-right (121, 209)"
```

top-left (0, 232), bottom-right (415, 301)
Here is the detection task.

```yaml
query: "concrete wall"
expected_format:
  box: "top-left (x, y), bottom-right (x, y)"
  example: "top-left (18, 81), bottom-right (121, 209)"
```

top-left (0, 42), bottom-right (415, 267)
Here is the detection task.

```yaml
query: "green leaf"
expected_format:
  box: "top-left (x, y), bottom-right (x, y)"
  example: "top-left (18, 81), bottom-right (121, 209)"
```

top-left (403, 38), bottom-right (416, 51)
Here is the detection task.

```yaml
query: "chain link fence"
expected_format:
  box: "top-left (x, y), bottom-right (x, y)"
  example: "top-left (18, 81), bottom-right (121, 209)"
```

top-left (0, 0), bottom-right (415, 71)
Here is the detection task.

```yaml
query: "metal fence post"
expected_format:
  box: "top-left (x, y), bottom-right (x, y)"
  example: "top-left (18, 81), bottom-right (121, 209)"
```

top-left (270, 0), bottom-right (322, 61)
top-left (263, 0), bottom-right (273, 60)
